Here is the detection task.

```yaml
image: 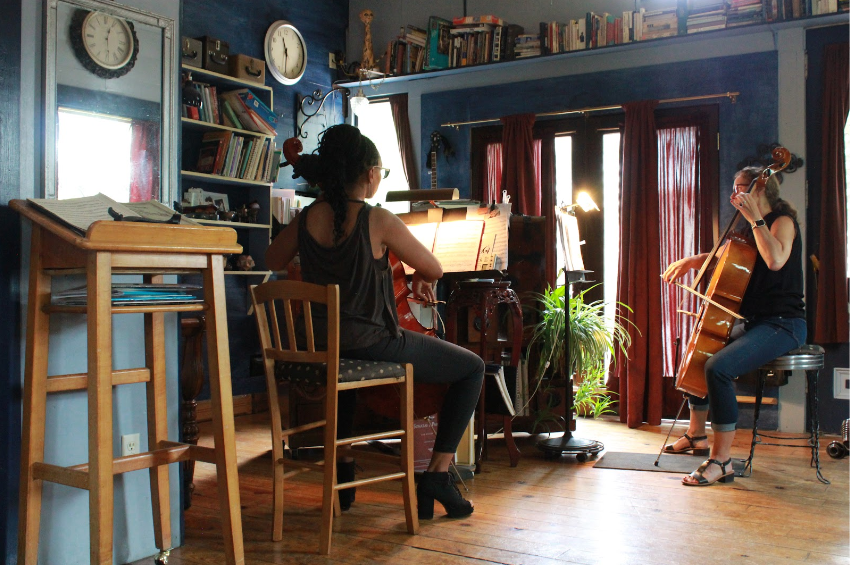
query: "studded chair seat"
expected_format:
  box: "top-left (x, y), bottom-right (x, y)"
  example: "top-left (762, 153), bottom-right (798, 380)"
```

top-left (275, 359), bottom-right (407, 385)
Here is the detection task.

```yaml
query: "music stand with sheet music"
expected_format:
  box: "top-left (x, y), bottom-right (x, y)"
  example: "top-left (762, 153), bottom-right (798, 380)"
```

top-left (537, 202), bottom-right (603, 461)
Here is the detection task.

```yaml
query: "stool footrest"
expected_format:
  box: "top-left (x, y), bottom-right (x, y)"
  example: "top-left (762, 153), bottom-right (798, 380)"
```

top-left (31, 443), bottom-right (218, 489)
top-left (46, 368), bottom-right (151, 392)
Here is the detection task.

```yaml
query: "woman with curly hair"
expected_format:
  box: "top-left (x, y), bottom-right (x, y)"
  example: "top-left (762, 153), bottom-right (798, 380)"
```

top-left (662, 166), bottom-right (806, 486)
top-left (266, 124), bottom-right (483, 519)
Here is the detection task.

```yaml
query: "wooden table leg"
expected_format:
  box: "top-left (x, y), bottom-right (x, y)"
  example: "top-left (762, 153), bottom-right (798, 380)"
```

top-left (88, 251), bottom-right (114, 565)
top-left (203, 254), bottom-right (245, 565)
top-left (179, 316), bottom-right (206, 509)
top-left (145, 275), bottom-right (172, 552)
top-left (17, 226), bottom-right (51, 565)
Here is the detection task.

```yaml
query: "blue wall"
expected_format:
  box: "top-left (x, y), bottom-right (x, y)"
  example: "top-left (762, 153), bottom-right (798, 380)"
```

top-left (0, 0), bottom-right (23, 560)
top-left (421, 51), bottom-right (778, 208)
top-left (182, 0), bottom-right (350, 398)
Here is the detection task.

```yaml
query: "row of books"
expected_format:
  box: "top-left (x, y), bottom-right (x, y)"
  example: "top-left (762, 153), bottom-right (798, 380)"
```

top-left (195, 130), bottom-right (281, 183)
top-left (181, 86), bottom-right (279, 137)
top-left (387, 3), bottom-right (846, 75)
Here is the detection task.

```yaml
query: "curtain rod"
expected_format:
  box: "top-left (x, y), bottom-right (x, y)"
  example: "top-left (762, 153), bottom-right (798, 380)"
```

top-left (440, 91), bottom-right (740, 129)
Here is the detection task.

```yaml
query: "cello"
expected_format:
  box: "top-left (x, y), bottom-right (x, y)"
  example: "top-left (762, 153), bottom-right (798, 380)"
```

top-left (280, 138), bottom-right (448, 418)
top-left (674, 146), bottom-right (793, 398)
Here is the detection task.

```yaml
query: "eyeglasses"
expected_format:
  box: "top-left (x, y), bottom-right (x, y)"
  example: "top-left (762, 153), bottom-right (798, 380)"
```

top-left (373, 166), bottom-right (390, 179)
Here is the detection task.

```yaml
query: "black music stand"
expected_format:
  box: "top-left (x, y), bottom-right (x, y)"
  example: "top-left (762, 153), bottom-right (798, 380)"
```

top-left (537, 269), bottom-right (604, 461)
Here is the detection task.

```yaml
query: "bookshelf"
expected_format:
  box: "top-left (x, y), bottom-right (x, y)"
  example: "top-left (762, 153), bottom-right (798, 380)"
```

top-left (179, 64), bottom-right (277, 274)
top-left (342, 11), bottom-right (847, 87)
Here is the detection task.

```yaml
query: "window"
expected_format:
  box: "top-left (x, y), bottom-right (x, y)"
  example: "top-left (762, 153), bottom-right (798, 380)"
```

top-left (57, 108), bottom-right (132, 201)
top-left (354, 100), bottom-right (409, 214)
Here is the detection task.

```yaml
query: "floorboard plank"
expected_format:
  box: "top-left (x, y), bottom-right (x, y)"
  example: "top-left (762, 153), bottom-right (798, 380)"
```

top-left (129, 413), bottom-right (848, 565)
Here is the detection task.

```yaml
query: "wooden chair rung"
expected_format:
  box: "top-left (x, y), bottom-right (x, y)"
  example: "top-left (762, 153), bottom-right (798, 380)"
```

top-left (332, 472), bottom-right (406, 490)
top-left (336, 429), bottom-right (405, 446)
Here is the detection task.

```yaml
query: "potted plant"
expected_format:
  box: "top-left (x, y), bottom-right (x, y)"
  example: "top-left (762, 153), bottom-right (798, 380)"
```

top-left (525, 283), bottom-right (632, 431)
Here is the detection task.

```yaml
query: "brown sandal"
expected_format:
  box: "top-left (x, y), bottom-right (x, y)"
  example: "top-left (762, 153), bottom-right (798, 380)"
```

top-left (664, 433), bottom-right (710, 456)
top-left (682, 458), bottom-right (735, 486)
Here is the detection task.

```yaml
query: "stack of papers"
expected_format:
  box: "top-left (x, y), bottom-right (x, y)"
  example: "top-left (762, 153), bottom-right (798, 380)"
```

top-left (53, 283), bottom-right (203, 306)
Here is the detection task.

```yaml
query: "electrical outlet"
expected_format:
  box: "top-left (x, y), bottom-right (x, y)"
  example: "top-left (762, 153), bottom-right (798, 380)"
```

top-left (834, 368), bottom-right (850, 400)
top-left (121, 433), bottom-right (140, 456)
top-left (328, 52), bottom-right (336, 68)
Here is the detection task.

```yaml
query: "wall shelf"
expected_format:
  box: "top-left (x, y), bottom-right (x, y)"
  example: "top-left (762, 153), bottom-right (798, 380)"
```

top-left (181, 170), bottom-right (273, 187)
top-left (182, 64), bottom-right (272, 93)
top-left (339, 12), bottom-right (848, 89)
top-left (195, 218), bottom-right (271, 229)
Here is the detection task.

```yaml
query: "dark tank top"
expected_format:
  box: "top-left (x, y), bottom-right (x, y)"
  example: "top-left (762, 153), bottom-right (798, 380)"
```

top-left (740, 211), bottom-right (805, 319)
top-left (297, 202), bottom-right (400, 350)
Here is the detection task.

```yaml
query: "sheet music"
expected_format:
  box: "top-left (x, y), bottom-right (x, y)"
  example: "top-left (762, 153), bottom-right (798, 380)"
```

top-left (28, 194), bottom-right (140, 233)
top-left (468, 203), bottom-right (510, 270)
top-left (402, 223), bottom-right (440, 274)
top-left (556, 207), bottom-right (585, 271)
top-left (433, 220), bottom-right (484, 272)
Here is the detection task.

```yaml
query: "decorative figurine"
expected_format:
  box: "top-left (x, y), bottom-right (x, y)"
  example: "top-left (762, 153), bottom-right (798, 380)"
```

top-left (359, 9), bottom-right (375, 71)
top-left (248, 200), bottom-right (261, 224)
top-left (236, 254), bottom-right (255, 271)
top-left (237, 204), bottom-right (249, 223)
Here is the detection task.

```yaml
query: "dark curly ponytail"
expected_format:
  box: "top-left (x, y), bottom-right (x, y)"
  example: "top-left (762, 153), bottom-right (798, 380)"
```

top-left (315, 125), bottom-right (379, 245)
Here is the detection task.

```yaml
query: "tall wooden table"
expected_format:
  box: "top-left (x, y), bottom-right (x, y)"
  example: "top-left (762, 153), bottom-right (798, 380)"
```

top-left (11, 200), bottom-right (245, 565)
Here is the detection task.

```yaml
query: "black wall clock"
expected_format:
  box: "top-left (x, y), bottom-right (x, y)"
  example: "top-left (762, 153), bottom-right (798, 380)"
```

top-left (70, 9), bottom-right (139, 79)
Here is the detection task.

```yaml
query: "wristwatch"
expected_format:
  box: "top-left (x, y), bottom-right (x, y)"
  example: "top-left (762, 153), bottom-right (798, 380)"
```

top-left (751, 218), bottom-right (766, 229)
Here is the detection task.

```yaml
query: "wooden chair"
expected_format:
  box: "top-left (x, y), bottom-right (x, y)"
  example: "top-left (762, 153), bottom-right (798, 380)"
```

top-left (251, 280), bottom-right (419, 554)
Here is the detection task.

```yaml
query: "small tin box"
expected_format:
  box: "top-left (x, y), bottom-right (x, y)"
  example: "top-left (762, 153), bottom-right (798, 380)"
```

top-left (198, 36), bottom-right (229, 74)
top-left (228, 54), bottom-right (266, 84)
top-left (181, 37), bottom-right (203, 67)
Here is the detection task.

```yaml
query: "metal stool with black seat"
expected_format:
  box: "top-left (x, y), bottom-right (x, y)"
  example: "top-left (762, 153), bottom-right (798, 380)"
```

top-left (251, 280), bottom-right (418, 555)
top-left (739, 344), bottom-right (829, 484)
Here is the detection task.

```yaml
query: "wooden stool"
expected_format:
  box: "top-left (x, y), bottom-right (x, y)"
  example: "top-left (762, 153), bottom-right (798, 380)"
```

top-left (12, 201), bottom-right (246, 565)
top-left (446, 280), bottom-right (523, 470)
top-left (739, 344), bottom-right (828, 484)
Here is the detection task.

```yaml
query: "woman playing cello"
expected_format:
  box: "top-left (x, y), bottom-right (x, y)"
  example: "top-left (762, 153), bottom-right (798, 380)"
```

top-left (661, 166), bottom-right (806, 486)
top-left (266, 124), bottom-right (484, 517)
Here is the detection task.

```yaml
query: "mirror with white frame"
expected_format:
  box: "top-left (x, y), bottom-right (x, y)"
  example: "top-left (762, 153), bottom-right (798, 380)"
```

top-left (44, 0), bottom-right (176, 203)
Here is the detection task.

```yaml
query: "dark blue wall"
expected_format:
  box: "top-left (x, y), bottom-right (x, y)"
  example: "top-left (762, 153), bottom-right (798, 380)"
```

top-left (0, 0), bottom-right (23, 560)
top-left (182, 0), bottom-right (349, 397)
top-left (421, 52), bottom-right (778, 207)
top-left (805, 24), bottom-right (850, 434)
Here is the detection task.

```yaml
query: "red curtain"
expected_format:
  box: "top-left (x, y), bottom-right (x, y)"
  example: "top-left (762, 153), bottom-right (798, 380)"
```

top-left (500, 113), bottom-right (540, 215)
top-left (485, 141), bottom-right (503, 203)
top-left (814, 42), bottom-right (849, 344)
top-left (389, 93), bottom-right (420, 191)
top-left (611, 100), bottom-right (665, 428)
top-left (129, 120), bottom-right (160, 202)
top-left (658, 125), bottom-right (700, 378)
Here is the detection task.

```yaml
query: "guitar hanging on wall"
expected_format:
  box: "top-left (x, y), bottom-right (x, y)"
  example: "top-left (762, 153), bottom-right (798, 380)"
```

top-left (426, 130), bottom-right (453, 190)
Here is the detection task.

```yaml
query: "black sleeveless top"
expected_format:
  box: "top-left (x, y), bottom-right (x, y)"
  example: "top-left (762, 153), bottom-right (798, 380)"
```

top-left (740, 211), bottom-right (805, 319)
top-left (297, 202), bottom-right (400, 350)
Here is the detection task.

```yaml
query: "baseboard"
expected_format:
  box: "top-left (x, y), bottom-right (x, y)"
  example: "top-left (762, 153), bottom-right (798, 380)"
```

top-left (195, 392), bottom-right (268, 422)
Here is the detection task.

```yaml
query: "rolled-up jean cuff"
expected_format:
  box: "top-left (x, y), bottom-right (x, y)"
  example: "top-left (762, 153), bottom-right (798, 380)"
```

top-left (689, 401), bottom-right (709, 412)
top-left (711, 422), bottom-right (737, 432)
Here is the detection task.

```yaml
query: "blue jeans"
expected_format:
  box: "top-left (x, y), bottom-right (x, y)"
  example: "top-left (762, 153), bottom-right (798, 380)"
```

top-left (689, 316), bottom-right (807, 432)
top-left (340, 329), bottom-right (485, 453)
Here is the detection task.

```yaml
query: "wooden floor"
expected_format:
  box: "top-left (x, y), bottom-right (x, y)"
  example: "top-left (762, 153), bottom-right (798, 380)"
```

top-left (136, 413), bottom-right (849, 565)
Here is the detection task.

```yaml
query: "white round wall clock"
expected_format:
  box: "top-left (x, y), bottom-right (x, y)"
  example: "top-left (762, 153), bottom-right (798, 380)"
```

top-left (264, 20), bottom-right (307, 85)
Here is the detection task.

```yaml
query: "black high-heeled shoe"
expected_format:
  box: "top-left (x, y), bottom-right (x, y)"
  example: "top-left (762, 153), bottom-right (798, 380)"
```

top-left (416, 471), bottom-right (473, 519)
top-left (337, 460), bottom-right (356, 511)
